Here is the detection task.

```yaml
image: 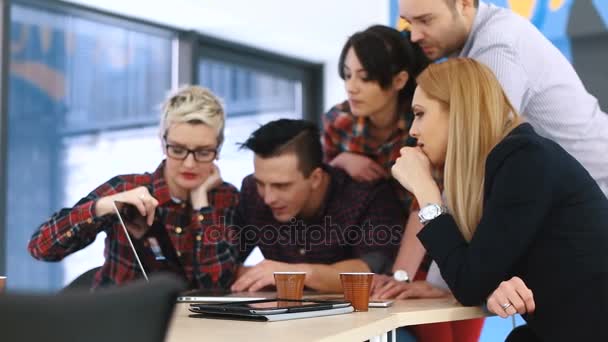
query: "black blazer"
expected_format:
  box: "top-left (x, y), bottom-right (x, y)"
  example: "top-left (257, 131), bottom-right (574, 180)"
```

top-left (418, 123), bottom-right (608, 341)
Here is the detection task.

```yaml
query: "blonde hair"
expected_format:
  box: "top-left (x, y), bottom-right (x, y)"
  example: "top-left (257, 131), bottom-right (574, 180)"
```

top-left (160, 85), bottom-right (225, 149)
top-left (416, 58), bottom-right (522, 241)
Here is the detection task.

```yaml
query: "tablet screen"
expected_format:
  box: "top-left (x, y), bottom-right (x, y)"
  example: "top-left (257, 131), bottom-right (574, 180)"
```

top-left (244, 301), bottom-right (320, 309)
top-left (191, 299), bottom-right (349, 314)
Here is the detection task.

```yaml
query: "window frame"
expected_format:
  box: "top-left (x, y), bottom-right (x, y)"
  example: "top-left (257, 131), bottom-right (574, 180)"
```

top-left (194, 32), bottom-right (323, 123)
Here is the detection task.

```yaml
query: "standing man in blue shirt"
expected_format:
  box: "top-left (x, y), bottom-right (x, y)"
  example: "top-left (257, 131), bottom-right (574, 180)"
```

top-left (399, 0), bottom-right (608, 195)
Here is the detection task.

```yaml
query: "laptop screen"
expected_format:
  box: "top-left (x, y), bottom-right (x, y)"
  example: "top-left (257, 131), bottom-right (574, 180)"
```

top-left (113, 201), bottom-right (188, 284)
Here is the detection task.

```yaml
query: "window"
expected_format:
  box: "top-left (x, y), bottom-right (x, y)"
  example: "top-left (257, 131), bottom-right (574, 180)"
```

top-left (6, 2), bottom-right (173, 291)
top-left (199, 57), bottom-right (302, 187)
top-left (196, 38), bottom-right (322, 188)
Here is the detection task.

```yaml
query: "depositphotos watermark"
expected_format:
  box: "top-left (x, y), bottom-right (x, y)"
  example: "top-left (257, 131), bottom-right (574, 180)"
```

top-left (199, 216), bottom-right (404, 252)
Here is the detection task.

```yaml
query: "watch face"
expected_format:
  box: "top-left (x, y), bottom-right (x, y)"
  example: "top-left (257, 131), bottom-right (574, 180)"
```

top-left (421, 204), bottom-right (440, 220)
top-left (393, 270), bottom-right (409, 282)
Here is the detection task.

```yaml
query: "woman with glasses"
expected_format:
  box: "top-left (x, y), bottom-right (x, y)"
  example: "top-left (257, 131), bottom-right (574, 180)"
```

top-left (28, 85), bottom-right (240, 290)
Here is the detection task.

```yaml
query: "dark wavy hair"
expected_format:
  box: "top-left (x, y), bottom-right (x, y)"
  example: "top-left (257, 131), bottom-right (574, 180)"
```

top-left (338, 25), bottom-right (430, 111)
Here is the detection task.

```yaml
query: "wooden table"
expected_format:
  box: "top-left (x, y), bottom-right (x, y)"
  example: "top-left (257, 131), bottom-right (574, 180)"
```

top-left (387, 297), bottom-right (487, 327)
top-left (165, 296), bottom-right (488, 342)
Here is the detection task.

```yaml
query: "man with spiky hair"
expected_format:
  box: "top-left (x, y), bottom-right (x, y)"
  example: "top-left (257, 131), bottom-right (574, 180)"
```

top-left (231, 119), bottom-right (404, 293)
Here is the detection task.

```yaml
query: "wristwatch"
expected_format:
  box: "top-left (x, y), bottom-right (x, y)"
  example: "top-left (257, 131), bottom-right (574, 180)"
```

top-left (418, 203), bottom-right (448, 225)
top-left (393, 269), bottom-right (411, 283)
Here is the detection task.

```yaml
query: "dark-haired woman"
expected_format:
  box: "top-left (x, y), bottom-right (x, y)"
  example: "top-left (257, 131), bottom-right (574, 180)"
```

top-left (323, 25), bottom-right (428, 184)
top-left (322, 25), bottom-right (484, 342)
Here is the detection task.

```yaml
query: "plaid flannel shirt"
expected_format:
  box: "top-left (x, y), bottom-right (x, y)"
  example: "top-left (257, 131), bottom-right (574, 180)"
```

top-left (322, 100), bottom-right (411, 173)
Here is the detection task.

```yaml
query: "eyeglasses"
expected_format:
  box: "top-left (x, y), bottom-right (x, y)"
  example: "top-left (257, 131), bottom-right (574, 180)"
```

top-left (165, 143), bottom-right (217, 163)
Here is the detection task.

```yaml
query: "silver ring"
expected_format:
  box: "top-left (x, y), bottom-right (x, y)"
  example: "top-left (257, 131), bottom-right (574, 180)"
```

top-left (501, 302), bottom-right (512, 310)
top-left (139, 194), bottom-right (147, 201)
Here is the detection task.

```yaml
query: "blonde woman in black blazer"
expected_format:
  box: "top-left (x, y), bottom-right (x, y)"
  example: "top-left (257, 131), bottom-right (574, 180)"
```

top-left (391, 58), bottom-right (608, 341)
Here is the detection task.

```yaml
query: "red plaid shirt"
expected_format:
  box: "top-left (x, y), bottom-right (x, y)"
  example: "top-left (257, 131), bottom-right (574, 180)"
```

top-left (28, 161), bottom-right (239, 290)
top-left (322, 101), bottom-right (416, 206)
top-left (322, 100), bottom-right (411, 173)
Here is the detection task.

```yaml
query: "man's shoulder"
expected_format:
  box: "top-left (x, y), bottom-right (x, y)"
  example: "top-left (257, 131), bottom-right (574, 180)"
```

top-left (469, 3), bottom-right (532, 53)
top-left (239, 173), bottom-right (254, 186)
top-left (326, 171), bottom-right (403, 226)
top-left (479, 2), bottom-right (532, 30)
top-left (239, 174), bottom-right (258, 198)
top-left (330, 168), bottom-right (398, 204)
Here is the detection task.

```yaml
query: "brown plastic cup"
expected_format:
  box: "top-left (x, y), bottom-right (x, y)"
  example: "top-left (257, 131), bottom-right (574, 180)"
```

top-left (340, 272), bottom-right (374, 312)
top-left (274, 272), bottom-right (306, 300)
top-left (0, 276), bottom-right (6, 294)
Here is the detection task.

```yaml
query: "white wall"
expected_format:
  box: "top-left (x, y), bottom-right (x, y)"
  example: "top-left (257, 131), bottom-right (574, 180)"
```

top-left (62, 0), bottom-right (390, 112)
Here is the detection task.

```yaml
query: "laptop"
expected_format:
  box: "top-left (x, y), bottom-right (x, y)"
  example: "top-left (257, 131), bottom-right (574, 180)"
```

top-left (188, 299), bottom-right (354, 322)
top-left (177, 288), bottom-right (268, 303)
top-left (113, 201), bottom-right (187, 283)
top-left (113, 201), bottom-right (268, 303)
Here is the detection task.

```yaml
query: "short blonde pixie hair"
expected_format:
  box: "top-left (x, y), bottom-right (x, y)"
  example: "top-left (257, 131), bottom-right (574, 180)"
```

top-left (160, 85), bottom-right (225, 149)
